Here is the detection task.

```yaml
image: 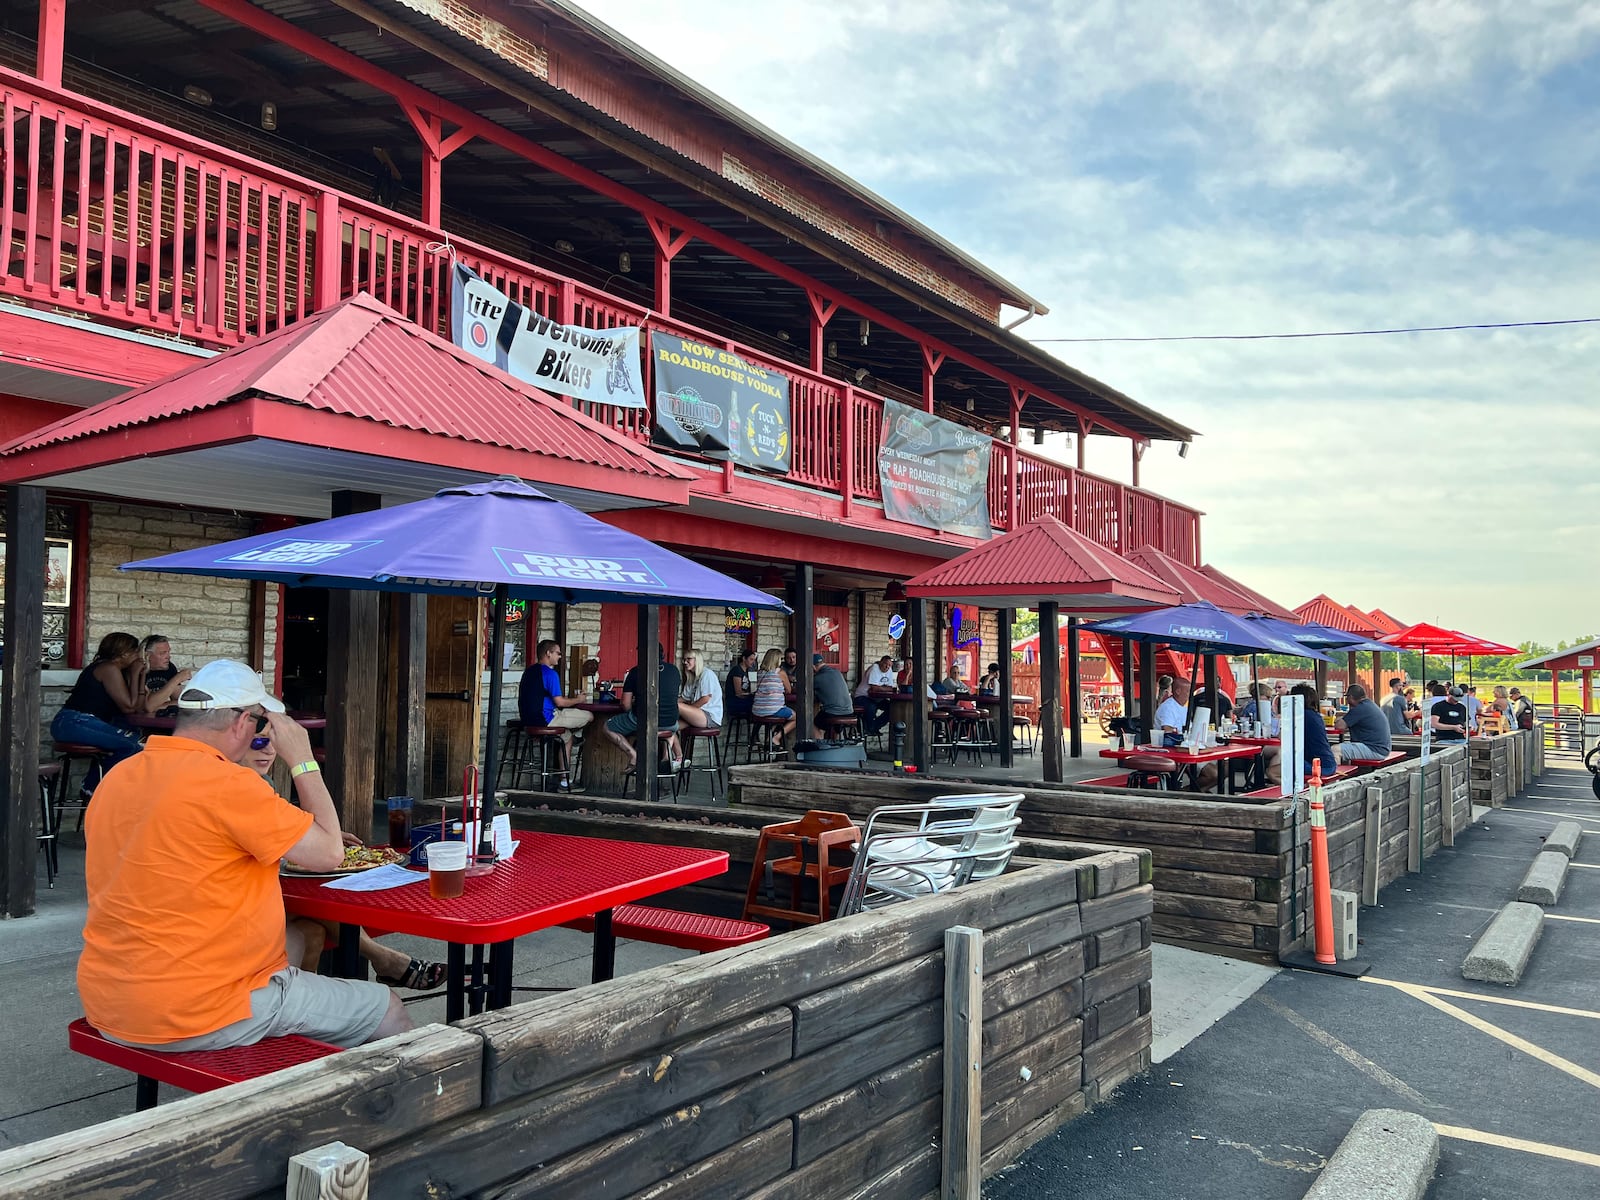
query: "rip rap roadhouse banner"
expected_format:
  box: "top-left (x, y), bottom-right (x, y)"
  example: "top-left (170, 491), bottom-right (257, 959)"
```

top-left (877, 399), bottom-right (992, 537)
top-left (649, 332), bottom-right (791, 474)
top-left (451, 264), bottom-right (645, 409)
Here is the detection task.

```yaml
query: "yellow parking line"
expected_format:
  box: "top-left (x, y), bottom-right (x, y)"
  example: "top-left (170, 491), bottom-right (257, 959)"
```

top-left (1363, 976), bottom-right (1600, 1020)
top-left (1434, 1123), bottom-right (1600, 1168)
top-left (1369, 981), bottom-right (1600, 1091)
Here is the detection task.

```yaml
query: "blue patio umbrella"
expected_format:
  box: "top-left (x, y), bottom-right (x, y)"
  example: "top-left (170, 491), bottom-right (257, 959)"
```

top-left (1244, 615), bottom-right (1392, 654)
top-left (1086, 602), bottom-right (1331, 732)
top-left (123, 478), bottom-right (790, 837)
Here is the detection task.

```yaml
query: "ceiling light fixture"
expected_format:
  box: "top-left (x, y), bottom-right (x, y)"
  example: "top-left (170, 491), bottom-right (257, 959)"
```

top-left (853, 367), bottom-right (870, 384)
top-left (554, 239), bottom-right (575, 254)
top-left (965, 397), bottom-right (975, 412)
top-left (617, 251), bottom-right (631, 273)
top-left (883, 580), bottom-right (908, 603)
top-left (1033, 427), bottom-right (1046, 445)
top-left (259, 101), bottom-right (278, 131)
top-left (858, 318), bottom-right (870, 347)
top-left (1178, 441), bottom-right (1191, 459)
top-left (826, 340), bottom-right (838, 359)
top-left (760, 566), bottom-right (785, 590)
top-left (181, 84), bottom-right (213, 106)
top-left (776, 330), bottom-right (790, 342)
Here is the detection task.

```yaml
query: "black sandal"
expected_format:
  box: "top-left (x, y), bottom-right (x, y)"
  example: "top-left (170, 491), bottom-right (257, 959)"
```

top-left (376, 957), bottom-right (445, 990)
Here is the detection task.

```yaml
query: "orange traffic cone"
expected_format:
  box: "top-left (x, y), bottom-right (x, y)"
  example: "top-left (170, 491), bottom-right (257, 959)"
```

top-left (1308, 760), bottom-right (1336, 965)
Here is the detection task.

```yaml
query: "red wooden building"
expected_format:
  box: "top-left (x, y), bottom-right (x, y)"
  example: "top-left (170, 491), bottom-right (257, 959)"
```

top-left (0, 2), bottom-right (1205, 886)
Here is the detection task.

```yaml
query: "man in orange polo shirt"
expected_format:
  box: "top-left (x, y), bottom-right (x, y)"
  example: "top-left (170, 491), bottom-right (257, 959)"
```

top-left (77, 660), bottom-right (409, 1049)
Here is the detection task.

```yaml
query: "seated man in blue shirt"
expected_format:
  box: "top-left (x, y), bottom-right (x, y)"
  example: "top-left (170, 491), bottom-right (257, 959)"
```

top-left (1333, 682), bottom-right (1392, 761)
top-left (517, 639), bottom-right (592, 791)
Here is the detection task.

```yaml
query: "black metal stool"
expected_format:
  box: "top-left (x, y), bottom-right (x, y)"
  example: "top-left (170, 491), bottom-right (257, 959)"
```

top-left (679, 725), bottom-right (725, 800)
top-left (749, 715), bottom-right (789, 763)
top-left (50, 742), bottom-right (114, 834)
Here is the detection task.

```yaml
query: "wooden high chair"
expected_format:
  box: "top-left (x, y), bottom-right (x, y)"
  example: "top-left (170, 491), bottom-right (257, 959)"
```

top-left (742, 810), bottom-right (861, 926)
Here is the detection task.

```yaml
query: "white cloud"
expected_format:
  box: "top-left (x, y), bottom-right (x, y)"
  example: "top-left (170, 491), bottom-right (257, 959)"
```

top-left (579, 0), bottom-right (1600, 643)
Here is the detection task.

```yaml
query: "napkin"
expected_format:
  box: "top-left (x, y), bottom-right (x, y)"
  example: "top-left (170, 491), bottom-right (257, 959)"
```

top-left (321, 863), bottom-right (425, 892)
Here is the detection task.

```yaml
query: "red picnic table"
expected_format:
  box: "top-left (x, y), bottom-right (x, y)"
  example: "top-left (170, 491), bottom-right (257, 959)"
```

top-left (1098, 742), bottom-right (1264, 795)
top-left (280, 831), bottom-right (727, 1021)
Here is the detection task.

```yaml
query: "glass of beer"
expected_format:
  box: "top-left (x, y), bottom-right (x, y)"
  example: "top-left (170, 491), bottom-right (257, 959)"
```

top-left (386, 796), bottom-right (413, 850)
top-left (425, 840), bottom-right (469, 899)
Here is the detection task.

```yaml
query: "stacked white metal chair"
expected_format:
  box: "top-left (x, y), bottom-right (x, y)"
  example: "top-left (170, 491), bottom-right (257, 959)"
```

top-left (837, 792), bottom-right (1023, 918)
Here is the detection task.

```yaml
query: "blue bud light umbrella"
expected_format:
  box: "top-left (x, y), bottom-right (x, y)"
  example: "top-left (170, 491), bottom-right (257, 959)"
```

top-left (122, 478), bottom-right (791, 834)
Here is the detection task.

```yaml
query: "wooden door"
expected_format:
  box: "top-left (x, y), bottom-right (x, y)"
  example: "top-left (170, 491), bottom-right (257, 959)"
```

top-left (425, 595), bottom-right (482, 799)
top-left (597, 604), bottom-right (678, 684)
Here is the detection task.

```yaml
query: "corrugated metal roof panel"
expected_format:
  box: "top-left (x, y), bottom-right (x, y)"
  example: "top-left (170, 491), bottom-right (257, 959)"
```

top-left (1365, 608), bottom-right (1407, 634)
top-left (1125, 546), bottom-right (1255, 614)
top-left (904, 517), bottom-right (1181, 608)
top-left (0, 294), bottom-right (690, 482)
top-left (1293, 595), bottom-right (1380, 635)
top-left (1196, 564), bottom-right (1299, 622)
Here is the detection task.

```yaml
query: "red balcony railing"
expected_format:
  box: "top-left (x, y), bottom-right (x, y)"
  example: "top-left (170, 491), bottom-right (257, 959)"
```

top-left (0, 66), bottom-right (1202, 561)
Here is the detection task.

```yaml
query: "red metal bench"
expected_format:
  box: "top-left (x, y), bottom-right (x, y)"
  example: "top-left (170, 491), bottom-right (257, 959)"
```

top-left (1240, 763), bottom-right (1361, 799)
top-left (1346, 751), bottom-right (1406, 769)
top-left (68, 1018), bottom-right (343, 1111)
top-left (562, 904), bottom-right (770, 952)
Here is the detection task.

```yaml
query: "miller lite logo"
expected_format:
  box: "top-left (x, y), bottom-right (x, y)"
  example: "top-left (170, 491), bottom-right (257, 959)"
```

top-left (459, 276), bottom-right (505, 364)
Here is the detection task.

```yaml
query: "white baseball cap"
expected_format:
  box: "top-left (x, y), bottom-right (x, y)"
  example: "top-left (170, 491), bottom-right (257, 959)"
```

top-left (177, 660), bottom-right (286, 713)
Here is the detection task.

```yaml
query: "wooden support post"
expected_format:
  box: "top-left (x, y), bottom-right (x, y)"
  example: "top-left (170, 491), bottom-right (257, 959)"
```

top-left (287, 1141), bottom-right (369, 1200)
top-left (1131, 440), bottom-right (1143, 488)
top-left (1, 486), bottom-right (44, 917)
top-left (647, 218), bottom-right (693, 318)
top-left (1202, 654), bottom-right (1219, 726)
top-left (1407, 769), bottom-right (1423, 873)
top-left (324, 491), bottom-right (381, 835)
top-left (313, 192), bottom-right (343, 310)
top-left (998, 608), bottom-right (1014, 768)
top-left (1441, 760), bottom-right (1456, 847)
top-left (554, 603), bottom-right (569, 658)
top-left (806, 290), bottom-right (837, 375)
top-left (1077, 420), bottom-right (1089, 471)
top-left (920, 345), bottom-right (944, 413)
top-left (1361, 786), bottom-right (1382, 906)
top-left (794, 564), bottom-right (815, 739)
top-left (941, 926), bottom-right (983, 1200)
top-left (634, 605), bottom-right (660, 803)
top-left (1066, 614), bottom-right (1082, 759)
top-left (909, 597), bottom-right (929, 772)
top-left (1314, 658), bottom-right (1329, 700)
top-left (35, 0), bottom-right (65, 89)
top-left (393, 594), bottom-right (426, 803)
top-left (1346, 651), bottom-right (1358, 698)
top-left (1039, 601), bottom-right (1063, 782)
top-left (1137, 640), bottom-right (1157, 746)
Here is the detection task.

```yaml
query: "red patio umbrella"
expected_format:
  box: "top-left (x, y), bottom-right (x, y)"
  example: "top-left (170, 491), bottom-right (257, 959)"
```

top-left (1382, 622), bottom-right (1497, 684)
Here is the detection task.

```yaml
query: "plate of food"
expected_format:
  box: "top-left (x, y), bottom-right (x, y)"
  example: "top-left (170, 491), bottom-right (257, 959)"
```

top-left (281, 844), bottom-right (411, 877)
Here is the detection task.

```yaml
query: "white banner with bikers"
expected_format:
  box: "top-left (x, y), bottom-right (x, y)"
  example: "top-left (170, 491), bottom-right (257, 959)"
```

top-left (449, 263), bottom-right (646, 409)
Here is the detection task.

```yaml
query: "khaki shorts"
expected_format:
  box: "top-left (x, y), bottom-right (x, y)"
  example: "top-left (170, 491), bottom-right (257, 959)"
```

top-left (109, 967), bottom-right (390, 1052)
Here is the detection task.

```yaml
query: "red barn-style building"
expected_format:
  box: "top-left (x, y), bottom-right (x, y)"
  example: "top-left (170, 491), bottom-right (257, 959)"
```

top-left (0, 2), bottom-right (1203, 845)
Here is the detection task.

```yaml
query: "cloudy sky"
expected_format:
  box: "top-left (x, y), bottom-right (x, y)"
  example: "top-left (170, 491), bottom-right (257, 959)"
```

top-left (580, 0), bottom-right (1598, 646)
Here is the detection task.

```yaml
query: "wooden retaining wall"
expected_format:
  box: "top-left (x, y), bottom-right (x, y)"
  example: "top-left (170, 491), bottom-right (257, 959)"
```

top-left (731, 765), bottom-right (1307, 959)
top-left (730, 741), bottom-right (1512, 963)
top-left (0, 855), bottom-right (1151, 1200)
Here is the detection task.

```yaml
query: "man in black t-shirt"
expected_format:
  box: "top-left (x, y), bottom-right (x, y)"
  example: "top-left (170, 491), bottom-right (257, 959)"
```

top-left (602, 643), bottom-right (683, 766)
top-left (725, 650), bottom-right (756, 720)
top-left (1431, 686), bottom-right (1469, 742)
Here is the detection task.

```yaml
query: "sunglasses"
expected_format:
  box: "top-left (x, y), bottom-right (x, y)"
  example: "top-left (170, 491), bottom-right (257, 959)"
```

top-left (233, 708), bottom-right (270, 734)
top-left (249, 735), bottom-right (271, 751)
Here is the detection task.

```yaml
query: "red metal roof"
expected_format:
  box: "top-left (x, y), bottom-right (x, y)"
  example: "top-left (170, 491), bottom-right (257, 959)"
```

top-left (0, 293), bottom-right (692, 485)
top-left (1364, 608), bottom-right (1407, 635)
top-left (1195, 564), bottom-right (1299, 621)
top-left (903, 517), bottom-right (1181, 612)
top-left (1293, 594), bottom-right (1382, 635)
top-left (1125, 546), bottom-right (1255, 614)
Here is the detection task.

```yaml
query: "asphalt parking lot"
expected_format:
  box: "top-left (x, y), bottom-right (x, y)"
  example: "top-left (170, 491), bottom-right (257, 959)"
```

top-left (989, 760), bottom-right (1600, 1199)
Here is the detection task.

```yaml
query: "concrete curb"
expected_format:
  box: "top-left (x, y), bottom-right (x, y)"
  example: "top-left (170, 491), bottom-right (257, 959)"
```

top-left (1517, 850), bottom-right (1569, 906)
top-left (1463, 901), bottom-right (1544, 984)
top-left (1544, 820), bottom-right (1583, 859)
top-left (1304, 1108), bottom-right (1439, 1200)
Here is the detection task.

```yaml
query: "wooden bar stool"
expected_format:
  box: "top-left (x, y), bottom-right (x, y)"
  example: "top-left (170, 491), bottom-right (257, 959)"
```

top-left (50, 743), bottom-right (114, 834)
top-left (817, 713), bottom-right (861, 743)
top-left (37, 762), bottom-right (60, 887)
top-left (622, 730), bottom-right (680, 801)
top-left (742, 810), bottom-right (861, 926)
top-left (749, 715), bottom-right (790, 763)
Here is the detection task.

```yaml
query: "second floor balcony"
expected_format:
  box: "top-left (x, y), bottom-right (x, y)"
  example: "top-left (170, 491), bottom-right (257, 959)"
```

top-left (0, 64), bottom-right (1201, 564)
